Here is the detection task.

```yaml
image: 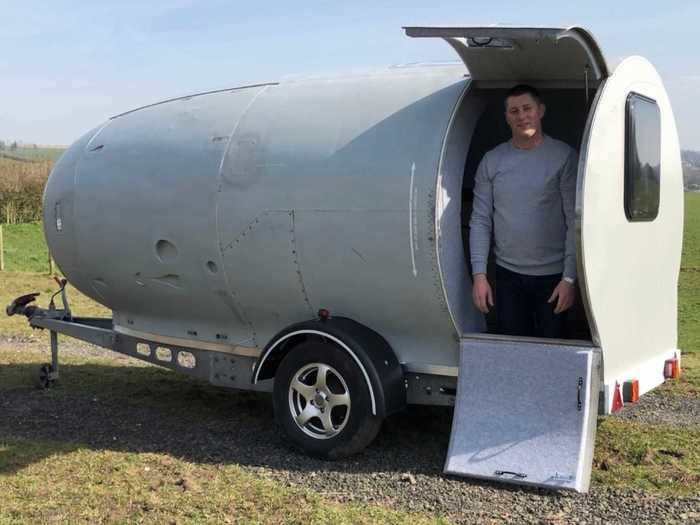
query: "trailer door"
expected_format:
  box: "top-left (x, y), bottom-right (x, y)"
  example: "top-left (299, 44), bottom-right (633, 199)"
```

top-left (403, 26), bottom-right (608, 82)
top-left (577, 56), bottom-right (683, 409)
top-left (445, 337), bottom-right (600, 492)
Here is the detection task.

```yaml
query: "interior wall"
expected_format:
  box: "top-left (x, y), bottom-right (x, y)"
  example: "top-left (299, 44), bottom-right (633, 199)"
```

top-left (435, 87), bottom-right (488, 336)
top-left (450, 87), bottom-right (594, 340)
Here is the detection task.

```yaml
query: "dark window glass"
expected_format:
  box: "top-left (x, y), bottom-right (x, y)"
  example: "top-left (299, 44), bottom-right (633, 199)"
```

top-left (625, 93), bottom-right (661, 221)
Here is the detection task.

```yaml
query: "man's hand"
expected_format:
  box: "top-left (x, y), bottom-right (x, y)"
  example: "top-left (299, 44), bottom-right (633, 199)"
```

top-left (472, 273), bottom-right (494, 313)
top-left (548, 280), bottom-right (576, 314)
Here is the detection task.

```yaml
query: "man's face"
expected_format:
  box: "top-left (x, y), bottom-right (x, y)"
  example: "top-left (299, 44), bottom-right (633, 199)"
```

top-left (505, 93), bottom-right (545, 140)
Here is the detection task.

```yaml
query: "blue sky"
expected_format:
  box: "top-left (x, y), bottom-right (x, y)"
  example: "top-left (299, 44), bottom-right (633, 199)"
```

top-left (2, 1), bottom-right (699, 149)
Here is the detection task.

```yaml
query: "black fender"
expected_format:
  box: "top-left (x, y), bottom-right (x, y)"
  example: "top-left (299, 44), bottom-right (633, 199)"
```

top-left (252, 317), bottom-right (406, 418)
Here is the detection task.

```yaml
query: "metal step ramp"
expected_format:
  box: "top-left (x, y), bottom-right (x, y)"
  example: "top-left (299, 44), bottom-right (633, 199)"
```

top-left (444, 336), bottom-right (601, 492)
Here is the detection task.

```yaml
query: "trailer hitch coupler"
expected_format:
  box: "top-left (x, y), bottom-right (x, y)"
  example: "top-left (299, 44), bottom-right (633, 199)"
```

top-left (6, 293), bottom-right (40, 317)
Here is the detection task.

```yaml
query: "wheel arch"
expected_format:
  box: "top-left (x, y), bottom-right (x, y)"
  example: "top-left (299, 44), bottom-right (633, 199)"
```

top-left (252, 317), bottom-right (406, 418)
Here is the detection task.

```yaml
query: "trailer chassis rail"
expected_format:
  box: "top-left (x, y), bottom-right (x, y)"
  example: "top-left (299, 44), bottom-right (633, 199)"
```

top-left (6, 289), bottom-right (270, 392)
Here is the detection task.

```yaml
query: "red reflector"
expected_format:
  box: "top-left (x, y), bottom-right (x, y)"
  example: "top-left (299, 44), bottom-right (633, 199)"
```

top-left (623, 380), bottom-right (639, 403)
top-left (664, 353), bottom-right (680, 380)
top-left (611, 382), bottom-right (623, 413)
top-left (672, 353), bottom-right (681, 379)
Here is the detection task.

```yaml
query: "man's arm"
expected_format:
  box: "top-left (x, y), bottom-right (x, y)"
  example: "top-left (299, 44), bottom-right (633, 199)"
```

top-left (469, 155), bottom-right (494, 313)
top-left (549, 148), bottom-right (579, 315)
top-left (469, 155), bottom-right (493, 276)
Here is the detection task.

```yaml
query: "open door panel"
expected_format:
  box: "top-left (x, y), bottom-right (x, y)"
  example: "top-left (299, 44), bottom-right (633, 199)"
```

top-left (445, 337), bottom-right (601, 492)
top-left (404, 26), bottom-right (608, 82)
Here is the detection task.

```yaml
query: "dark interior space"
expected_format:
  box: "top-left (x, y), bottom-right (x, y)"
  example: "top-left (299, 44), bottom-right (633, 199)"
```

top-left (460, 88), bottom-right (596, 340)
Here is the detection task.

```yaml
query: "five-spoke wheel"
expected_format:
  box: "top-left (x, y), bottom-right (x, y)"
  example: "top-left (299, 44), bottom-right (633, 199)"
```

top-left (288, 362), bottom-right (351, 439)
top-left (273, 340), bottom-right (382, 459)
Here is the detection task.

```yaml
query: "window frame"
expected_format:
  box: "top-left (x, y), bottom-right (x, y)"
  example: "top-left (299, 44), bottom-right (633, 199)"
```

top-left (624, 92), bottom-right (661, 222)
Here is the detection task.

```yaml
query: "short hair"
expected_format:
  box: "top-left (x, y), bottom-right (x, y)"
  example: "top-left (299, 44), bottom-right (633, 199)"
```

top-left (505, 84), bottom-right (542, 108)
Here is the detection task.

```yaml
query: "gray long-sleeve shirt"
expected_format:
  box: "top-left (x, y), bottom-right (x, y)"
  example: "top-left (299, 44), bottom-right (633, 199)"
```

top-left (469, 135), bottom-right (578, 279)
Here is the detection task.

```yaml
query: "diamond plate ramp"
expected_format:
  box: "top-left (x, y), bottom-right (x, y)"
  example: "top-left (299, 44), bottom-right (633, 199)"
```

top-left (444, 337), bottom-right (600, 492)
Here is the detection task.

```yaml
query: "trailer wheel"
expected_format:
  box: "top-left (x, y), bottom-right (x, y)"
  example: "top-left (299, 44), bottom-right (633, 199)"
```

top-left (273, 341), bottom-right (382, 459)
top-left (36, 363), bottom-right (56, 389)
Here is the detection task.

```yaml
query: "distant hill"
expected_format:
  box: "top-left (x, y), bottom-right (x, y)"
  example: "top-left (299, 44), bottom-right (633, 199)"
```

top-left (683, 150), bottom-right (700, 191)
top-left (682, 150), bottom-right (700, 167)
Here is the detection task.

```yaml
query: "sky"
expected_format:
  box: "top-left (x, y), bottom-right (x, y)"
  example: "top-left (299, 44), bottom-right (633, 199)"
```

top-left (2, 1), bottom-right (699, 150)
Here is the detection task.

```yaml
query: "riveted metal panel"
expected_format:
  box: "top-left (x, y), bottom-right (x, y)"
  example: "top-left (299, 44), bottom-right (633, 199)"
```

top-left (51, 86), bottom-right (266, 346)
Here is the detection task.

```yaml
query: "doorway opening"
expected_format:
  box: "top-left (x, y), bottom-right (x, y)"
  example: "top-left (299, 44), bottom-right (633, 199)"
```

top-left (437, 84), bottom-right (596, 341)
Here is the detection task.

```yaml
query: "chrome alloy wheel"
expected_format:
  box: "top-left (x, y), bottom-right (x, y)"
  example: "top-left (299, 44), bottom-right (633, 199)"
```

top-left (288, 362), bottom-right (351, 439)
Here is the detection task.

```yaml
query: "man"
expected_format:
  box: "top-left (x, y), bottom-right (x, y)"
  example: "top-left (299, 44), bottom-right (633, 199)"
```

top-left (469, 84), bottom-right (577, 338)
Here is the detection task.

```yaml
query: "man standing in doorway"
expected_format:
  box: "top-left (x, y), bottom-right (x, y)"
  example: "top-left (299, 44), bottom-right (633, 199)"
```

top-left (469, 84), bottom-right (578, 338)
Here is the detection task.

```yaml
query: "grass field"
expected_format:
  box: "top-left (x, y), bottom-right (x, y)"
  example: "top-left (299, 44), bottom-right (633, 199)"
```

top-left (0, 194), bottom-right (698, 521)
top-left (679, 192), bottom-right (700, 355)
top-left (0, 436), bottom-right (445, 524)
top-left (682, 192), bottom-right (700, 269)
top-left (1, 146), bottom-right (65, 162)
top-left (1, 223), bottom-right (50, 273)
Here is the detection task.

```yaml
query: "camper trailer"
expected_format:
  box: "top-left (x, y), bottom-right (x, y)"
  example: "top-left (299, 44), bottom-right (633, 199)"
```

top-left (7, 26), bottom-right (683, 492)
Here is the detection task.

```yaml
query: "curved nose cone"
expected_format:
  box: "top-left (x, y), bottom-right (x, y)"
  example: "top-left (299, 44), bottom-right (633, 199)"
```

top-left (43, 125), bottom-right (105, 279)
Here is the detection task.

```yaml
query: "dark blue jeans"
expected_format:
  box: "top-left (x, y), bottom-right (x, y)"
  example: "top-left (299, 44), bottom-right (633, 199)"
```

top-left (494, 265), bottom-right (567, 338)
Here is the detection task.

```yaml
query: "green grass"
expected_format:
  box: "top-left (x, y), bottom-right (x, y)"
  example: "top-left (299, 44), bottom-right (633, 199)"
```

top-left (1, 223), bottom-right (50, 273)
top-left (678, 193), bottom-right (700, 356)
top-left (679, 271), bottom-right (700, 355)
top-left (594, 419), bottom-right (700, 495)
top-left (0, 438), bottom-right (448, 525)
top-left (680, 193), bottom-right (700, 355)
top-left (681, 192), bottom-right (700, 271)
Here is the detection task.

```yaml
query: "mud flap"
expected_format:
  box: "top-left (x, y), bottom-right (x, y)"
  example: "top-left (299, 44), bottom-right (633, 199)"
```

top-left (444, 337), bottom-right (601, 492)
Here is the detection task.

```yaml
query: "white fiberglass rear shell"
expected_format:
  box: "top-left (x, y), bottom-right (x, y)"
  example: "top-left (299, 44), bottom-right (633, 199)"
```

top-left (578, 56), bottom-right (683, 409)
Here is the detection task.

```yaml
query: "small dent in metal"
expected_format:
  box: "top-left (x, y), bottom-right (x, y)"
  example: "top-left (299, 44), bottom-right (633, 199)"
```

top-left (151, 274), bottom-right (182, 290)
top-left (155, 239), bottom-right (178, 262)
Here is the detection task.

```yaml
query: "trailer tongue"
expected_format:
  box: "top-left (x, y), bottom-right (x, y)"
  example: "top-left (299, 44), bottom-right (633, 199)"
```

top-left (445, 337), bottom-right (601, 492)
top-left (6, 291), bottom-right (268, 393)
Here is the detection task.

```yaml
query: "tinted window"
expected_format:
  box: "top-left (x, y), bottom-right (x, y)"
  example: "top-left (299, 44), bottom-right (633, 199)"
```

top-left (625, 93), bottom-right (661, 221)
